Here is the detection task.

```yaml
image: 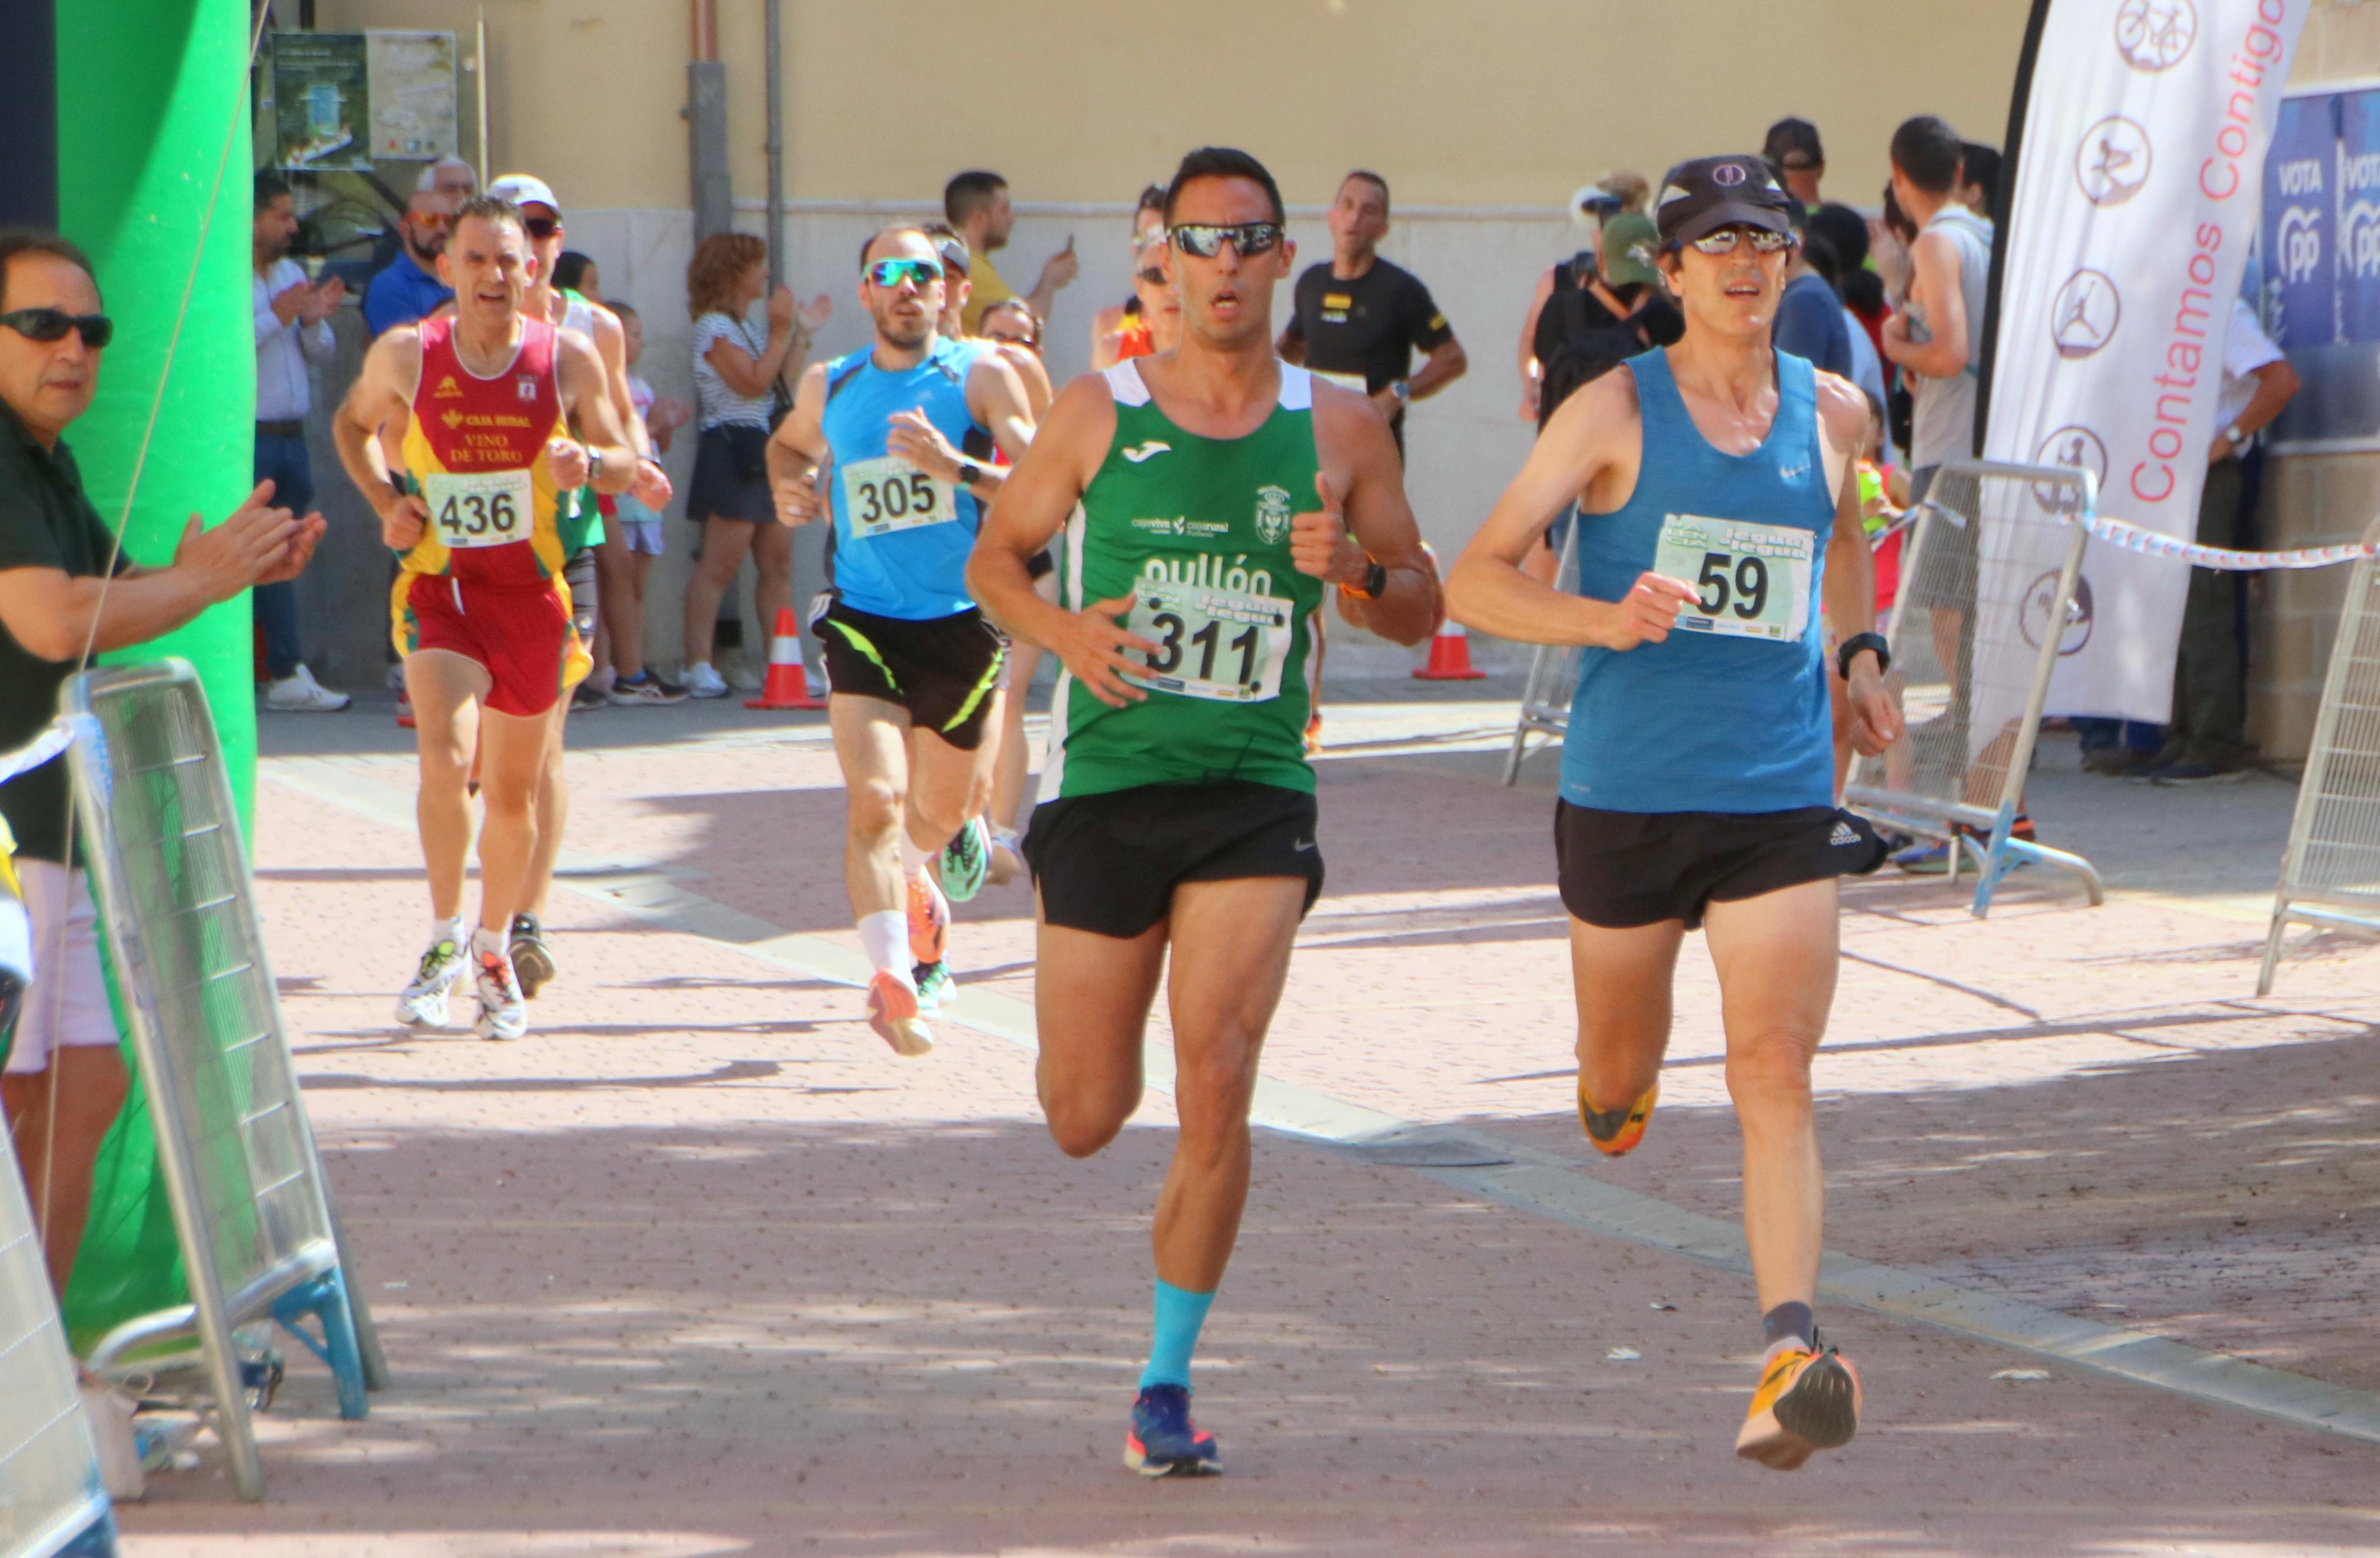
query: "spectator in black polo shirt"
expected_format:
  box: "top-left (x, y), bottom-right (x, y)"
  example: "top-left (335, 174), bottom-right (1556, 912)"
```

top-left (1278, 170), bottom-right (1467, 460)
top-left (0, 228), bottom-right (322, 1298)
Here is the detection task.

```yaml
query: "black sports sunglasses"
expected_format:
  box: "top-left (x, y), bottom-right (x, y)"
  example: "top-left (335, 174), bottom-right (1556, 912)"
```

top-left (0, 308), bottom-right (113, 349)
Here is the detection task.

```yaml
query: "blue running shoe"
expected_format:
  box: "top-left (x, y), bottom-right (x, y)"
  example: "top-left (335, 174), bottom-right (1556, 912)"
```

top-left (937, 817), bottom-right (991, 903)
top-left (1124, 1385), bottom-right (1220, 1477)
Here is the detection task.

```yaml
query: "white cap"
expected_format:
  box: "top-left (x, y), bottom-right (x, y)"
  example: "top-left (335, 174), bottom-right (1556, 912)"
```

top-left (487, 173), bottom-right (559, 216)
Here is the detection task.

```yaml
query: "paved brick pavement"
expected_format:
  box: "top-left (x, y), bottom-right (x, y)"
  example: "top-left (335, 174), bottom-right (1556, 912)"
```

top-left (109, 691), bottom-right (2380, 1555)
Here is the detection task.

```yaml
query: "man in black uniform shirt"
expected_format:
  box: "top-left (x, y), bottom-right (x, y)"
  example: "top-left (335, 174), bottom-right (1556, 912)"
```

top-left (1278, 171), bottom-right (1466, 459)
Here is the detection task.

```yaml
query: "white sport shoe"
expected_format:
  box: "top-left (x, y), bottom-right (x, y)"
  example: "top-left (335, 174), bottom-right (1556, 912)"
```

top-left (683, 661), bottom-right (729, 699)
top-left (265, 664), bottom-right (351, 712)
top-left (473, 947), bottom-right (528, 1041)
top-left (394, 932), bottom-right (469, 1028)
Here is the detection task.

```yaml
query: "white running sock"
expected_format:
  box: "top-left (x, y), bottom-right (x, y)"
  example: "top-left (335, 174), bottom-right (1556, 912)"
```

top-left (430, 914), bottom-right (466, 949)
top-left (899, 831), bottom-right (931, 877)
top-left (471, 925), bottom-right (507, 961)
top-left (858, 910), bottom-right (912, 979)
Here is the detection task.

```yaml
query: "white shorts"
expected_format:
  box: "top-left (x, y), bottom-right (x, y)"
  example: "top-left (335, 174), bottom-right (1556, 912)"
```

top-left (2, 860), bottom-right (116, 1075)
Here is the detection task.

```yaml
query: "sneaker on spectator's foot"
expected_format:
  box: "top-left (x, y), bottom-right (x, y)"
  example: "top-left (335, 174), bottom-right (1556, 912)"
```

top-left (2080, 745), bottom-right (2150, 777)
top-left (608, 671), bottom-right (688, 705)
top-left (569, 679), bottom-right (609, 712)
top-left (683, 661), bottom-right (730, 700)
top-left (265, 664), bottom-right (350, 712)
top-left (2146, 759), bottom-right (2252, 785)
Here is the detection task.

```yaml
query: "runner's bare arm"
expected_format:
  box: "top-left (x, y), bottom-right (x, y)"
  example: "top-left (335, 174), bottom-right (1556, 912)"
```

top-left (333, 327), bottom-right (433, 548)
top-left (1816, 373), bottom-right (1900, 755)
top-left (968, 374), bottom-right (1159, 706)
top-left (765, 361), bottom-right (833, 526)
top-left (1445, 369), bottom-right (1695, 649)
top-left (552, 331), bottom-right (636, 494)
top-left (1305, 383), bottom-right (1440, 646)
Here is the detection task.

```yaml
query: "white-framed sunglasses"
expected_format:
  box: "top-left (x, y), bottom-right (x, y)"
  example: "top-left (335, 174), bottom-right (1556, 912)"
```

top-left (1687, 226), bottom-right (1794, 256)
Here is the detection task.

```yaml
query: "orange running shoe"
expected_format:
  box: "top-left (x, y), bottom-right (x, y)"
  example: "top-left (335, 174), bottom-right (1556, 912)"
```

top-left (1735, 1335), bottom-right (1862, 1471)
top-left (907, 865), bottom-right (949, 967)
top-left (866, 970), bottom-right (933, 1058)
top-left (1578, 1080), bottom-right (1657, 1156)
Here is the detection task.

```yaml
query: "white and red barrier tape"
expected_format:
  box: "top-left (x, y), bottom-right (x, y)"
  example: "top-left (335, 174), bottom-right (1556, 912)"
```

top-left (2079, 512), bottom-right (2380, 572)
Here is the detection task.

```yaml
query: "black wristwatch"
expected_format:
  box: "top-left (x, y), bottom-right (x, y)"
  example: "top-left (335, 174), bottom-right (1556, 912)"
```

top-left (1340, 559), bottom-right (1388, 601)
top-left (956, 459), bottom-right (983, 490)
top-left (1837, 631), bottom-right (1890, 680)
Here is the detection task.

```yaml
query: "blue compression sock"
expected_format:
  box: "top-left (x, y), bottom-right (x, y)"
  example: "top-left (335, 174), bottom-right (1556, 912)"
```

top-left (1138, 1279), bottom-right (1217, 1391)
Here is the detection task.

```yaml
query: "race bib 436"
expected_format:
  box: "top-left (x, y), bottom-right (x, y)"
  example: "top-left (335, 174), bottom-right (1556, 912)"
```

top-left (1653, 513), bottom-right (1815, 643)
top-left (423, 468), bottom-right (534, 549)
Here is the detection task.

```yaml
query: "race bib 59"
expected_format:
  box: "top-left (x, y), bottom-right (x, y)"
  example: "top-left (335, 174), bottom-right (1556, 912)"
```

top-left (841, 455), bottom-right (958, 539)
top-left (423, 468), bottom-right (534, 550)
top-left (1652, 513), bottom-right (1815, 643)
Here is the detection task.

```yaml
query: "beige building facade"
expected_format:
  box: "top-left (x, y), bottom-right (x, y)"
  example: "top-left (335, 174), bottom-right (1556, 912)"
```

top-left (304, 1), bottom-right (2047, 684)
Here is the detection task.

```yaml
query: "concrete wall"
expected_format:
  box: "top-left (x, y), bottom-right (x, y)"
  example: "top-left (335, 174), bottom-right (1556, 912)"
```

top-left (316, 0), bottom-right (2032, 215)
top-left (291, 0), bottom-right (2037, 687)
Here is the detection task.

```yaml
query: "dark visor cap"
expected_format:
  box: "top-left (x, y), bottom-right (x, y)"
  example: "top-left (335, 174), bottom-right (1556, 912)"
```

top-left (1654, 155), bottom-right (1798, 249)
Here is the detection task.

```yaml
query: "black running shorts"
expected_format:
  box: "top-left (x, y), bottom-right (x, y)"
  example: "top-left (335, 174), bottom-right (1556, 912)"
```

top-left (1555, 803), bottom-right (1887, 930)
top-left (1023, 780), bottom-right (1325, 939)
top-left (816, 599), bottom-right (1007, 750)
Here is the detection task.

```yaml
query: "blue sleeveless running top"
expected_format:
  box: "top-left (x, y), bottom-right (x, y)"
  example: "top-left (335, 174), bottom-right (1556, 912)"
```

top-left (822, 334), bottom-right (988, 620)
top-left (1561, 349), bottom-right (1836, 814)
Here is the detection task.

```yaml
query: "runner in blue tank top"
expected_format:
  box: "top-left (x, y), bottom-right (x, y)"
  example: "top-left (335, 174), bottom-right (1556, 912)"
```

top-left (1447, 155), bottom-right (1903, 1473)
top-left (765, 226), bottom-right (1036, 1055)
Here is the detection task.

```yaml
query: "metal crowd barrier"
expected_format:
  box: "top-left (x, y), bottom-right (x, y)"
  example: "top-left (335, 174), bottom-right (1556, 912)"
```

top-left (1501, 514), bottom-right (1582, 785)
top-left (2260, 522), bottom-right (2380, 994)
top-left (0, 1108), bottom-right (118, 1558)
top-left (62, 661), bottom-right (384, 1503)
top-left (1844, 459), bottom-right (2105, 917)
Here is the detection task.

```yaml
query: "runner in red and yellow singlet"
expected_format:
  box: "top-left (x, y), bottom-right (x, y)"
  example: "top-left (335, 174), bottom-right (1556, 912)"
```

top-left (333, 195), bottom-right (636, 1042)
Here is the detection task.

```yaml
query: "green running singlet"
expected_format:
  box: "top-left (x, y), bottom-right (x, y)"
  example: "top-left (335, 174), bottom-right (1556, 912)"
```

top-left (1042, 359), bottom-right (1325, 800)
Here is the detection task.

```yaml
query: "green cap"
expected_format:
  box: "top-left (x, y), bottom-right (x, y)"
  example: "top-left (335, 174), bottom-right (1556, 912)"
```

top-left (1599, 213), bottom-right (1662, 289)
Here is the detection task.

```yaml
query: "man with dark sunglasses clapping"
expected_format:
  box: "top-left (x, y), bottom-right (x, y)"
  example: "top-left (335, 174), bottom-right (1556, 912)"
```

top-left (0, 227), bottom-right (323, 1304)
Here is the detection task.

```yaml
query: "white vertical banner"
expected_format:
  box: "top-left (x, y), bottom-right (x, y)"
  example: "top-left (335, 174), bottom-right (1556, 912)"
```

top-left (1983, 0), bottom-right (2308, 723)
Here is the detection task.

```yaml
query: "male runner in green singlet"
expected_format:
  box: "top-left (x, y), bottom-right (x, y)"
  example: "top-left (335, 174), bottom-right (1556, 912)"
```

top-left (969, 147), bottom-right (1440, 1477)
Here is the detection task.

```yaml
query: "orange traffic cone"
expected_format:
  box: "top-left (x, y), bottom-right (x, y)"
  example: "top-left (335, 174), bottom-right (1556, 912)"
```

top-left (1412, 619), bottom-right (1486, 681)
top-left (746, 608), bottom-right (826, 709)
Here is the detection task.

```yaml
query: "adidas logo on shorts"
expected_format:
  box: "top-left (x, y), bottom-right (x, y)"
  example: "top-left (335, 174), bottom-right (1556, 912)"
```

top-left (1830, 821), bottom-right (1861, 847)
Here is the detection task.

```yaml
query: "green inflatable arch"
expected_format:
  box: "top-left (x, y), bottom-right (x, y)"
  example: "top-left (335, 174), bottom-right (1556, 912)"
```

top-left (45, 0), bottom-right (259, 1348)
